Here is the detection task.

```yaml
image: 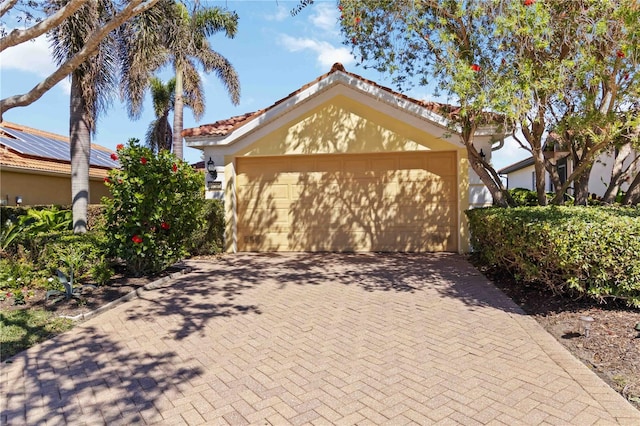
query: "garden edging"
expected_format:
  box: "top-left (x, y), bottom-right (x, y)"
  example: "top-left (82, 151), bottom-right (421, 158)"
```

top-left (60, 264), bottom-right (193, 322)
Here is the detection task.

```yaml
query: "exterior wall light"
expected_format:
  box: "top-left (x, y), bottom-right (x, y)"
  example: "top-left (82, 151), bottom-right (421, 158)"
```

top-left (15, 195), bottom-right (23, 206)
top-left (480, 148), bottom-right (486, 159)
top-left (206, 157), bottom-right (218, 180)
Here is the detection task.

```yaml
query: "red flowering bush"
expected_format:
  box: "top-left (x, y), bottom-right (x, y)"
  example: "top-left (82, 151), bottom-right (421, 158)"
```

top-left (470, 64), bottom-right (481, 72)
top-left (102, 139), bottom-right (204, 275)
top-left (110, 153), bottom-right (118, 161)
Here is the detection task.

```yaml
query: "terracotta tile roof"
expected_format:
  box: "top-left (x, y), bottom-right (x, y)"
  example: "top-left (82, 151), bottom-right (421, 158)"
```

top-left (183, 63), bottom-right (503, 138)
top-left (0, 121), bottom-right (115, 178)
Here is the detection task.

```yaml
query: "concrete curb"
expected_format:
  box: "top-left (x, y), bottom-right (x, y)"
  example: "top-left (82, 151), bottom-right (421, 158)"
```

top-left (60, 265), bottom-right (193, 322)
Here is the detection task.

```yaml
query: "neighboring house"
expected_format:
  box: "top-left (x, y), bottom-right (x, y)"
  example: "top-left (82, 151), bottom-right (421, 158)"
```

top-left (0, 122), bottom-right (119, 206)
top-left (183, 63), bottom-right (506, 254)
top-left (499, 149), bottom-right (640, 198)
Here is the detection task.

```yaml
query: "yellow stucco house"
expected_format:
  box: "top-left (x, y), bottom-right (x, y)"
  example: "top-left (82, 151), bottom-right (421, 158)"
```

top-left (0, 122), bottom-right (118, 206)
top-left (184, 64), bottom-right (504, 254)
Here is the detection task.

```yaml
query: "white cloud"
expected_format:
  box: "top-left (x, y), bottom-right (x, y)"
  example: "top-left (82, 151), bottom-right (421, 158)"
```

top-left (264, 5), bottom-right (289, 22)
top-left (279, 34), bottom-right (355, 69)
top-left (0, 33), bottom-right (71, 95)
top-left (309, 2), bottom-right (339, 33)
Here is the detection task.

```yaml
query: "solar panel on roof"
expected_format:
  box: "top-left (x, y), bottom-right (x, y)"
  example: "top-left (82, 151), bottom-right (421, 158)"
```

top-left (0, 126), bottom-right (119, 168)
top-left (2, 127), bottom-right (71, 161)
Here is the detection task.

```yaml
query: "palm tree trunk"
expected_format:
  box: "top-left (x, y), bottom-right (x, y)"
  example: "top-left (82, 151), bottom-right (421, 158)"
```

top-left (172, 64), bottom-right (184, 160)
top-left (70, 74), bottom-right (91, 233)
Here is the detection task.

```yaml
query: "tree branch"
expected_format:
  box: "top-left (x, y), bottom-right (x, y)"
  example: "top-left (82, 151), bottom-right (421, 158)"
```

top-left (0, 0), bottom-right (19, 19)
top-left (0, 0), bottom-right (160, 117)
top-left (0, 0), bottom-right (87, 52)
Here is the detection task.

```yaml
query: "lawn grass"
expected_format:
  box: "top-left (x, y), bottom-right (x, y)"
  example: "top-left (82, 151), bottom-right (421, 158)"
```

top-left (0, 310), bottom-right (73, 361)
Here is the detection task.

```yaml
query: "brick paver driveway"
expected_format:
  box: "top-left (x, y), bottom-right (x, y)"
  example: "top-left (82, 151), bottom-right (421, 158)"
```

top-left (2, 253), bottom-right (639, 425)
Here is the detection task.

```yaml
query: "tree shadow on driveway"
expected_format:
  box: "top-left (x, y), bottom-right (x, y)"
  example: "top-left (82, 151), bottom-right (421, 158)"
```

top-left (132, 252), bottom-right (523, 343)
top-left (2, 324), bottom-right (202, 425)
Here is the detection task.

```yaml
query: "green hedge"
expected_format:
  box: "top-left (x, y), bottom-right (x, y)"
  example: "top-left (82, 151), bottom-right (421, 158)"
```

top-left (466, 206), bottom-right (640, 307)
top-left (189, 199), bottom-right (225, 256)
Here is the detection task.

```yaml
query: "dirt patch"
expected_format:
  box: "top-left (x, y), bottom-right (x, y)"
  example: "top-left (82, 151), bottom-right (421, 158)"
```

top-left (480, 266), bottom-right (640, 410)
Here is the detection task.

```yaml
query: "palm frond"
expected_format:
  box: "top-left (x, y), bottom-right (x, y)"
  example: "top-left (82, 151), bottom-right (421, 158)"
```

top-left (47, 0), bottom-right (119, 134)
top-left (193, 7), bottom-right (239, 39)
top-left (181, 61), bottom-right (205, 119)
top-left (145, 116), bottom-right (172, 153)
top-left (118, 0), bottom-right (175, 119)
top-left (197, 48), bottom-right (240, 106)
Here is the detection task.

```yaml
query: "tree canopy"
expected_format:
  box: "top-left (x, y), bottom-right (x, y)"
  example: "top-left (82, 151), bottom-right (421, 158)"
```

top-left (0, 0), bottom-right (161, 118)
top-left (296, 0), bottom-right (640, 206)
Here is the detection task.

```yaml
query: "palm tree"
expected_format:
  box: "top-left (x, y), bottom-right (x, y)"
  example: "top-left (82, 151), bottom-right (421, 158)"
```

top-left (122, 1), bottom-right (240, 159)
top-left (145, 77), bottom-right (175, 152)
top-left (48, 0), bottom-right (119, 233)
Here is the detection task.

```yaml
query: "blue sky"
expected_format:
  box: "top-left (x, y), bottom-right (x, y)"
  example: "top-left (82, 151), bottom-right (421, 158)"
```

top-left (1, 0), bottom-right (528, 169)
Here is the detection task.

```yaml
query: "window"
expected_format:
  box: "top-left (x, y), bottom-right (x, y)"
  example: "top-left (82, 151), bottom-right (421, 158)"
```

top-left (531, 171), bottom-right (536, 190)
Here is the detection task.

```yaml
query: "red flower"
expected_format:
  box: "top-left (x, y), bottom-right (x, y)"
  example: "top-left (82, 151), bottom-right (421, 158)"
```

top-left (132, 235), bottom-right (143, 244)
top-left (623, 73), bottom-right (629, 80)
top-left (172, 163), bottom-right (178, 173)
top-left (6, 293), bottom-right (12, 298)
top-left (471, 64), bottom-right (481, 72)
top-left (110, 153), bottom-right (118, 161)
top-left (524, 0), bottom-right (535, 6)
top-left (140, 157), bottom-right (147, 165)
top-left (338, 5), bottom-right (343, 11)
top-left (116, 144), bottom-right (124, 150)
top-left (161, 222), bottom-right (170, 230)
top-left (355, 16), bottom-right (361, 24)
top-left (616, 50), bottom-right (626, 59)
top-left (103, 177), bottom-right (111, 183)
top-left (352, 37), bottom-right (357, 44)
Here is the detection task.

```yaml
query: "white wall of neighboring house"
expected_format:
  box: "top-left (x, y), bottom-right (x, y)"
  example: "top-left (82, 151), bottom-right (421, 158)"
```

top-left (506, 166), bottom-right (536, 191)
top-left (502, 149), bottom-right (640, 198)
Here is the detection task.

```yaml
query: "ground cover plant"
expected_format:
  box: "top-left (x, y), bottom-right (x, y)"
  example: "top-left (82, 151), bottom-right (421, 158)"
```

top-left (0, 310), bottom-right (73, 361)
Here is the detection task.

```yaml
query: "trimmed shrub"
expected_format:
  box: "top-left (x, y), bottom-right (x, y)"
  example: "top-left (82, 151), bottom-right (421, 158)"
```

top-left (466, 206), bottom-right (640, 307)
top-left (102, 139), bottom-right (204, 276)
top-left (508, 188), bottom-right (539, 207)
top-left (189, 199), bottom-right (225, 256)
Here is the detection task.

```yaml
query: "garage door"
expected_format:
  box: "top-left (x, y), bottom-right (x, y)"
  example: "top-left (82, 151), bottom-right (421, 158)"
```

top-left (236, 152), bottom-right (457, 252)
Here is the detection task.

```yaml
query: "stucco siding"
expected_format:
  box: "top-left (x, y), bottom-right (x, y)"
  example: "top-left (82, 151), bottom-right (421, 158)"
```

top-left (0, 170), bottom-right (110, 206)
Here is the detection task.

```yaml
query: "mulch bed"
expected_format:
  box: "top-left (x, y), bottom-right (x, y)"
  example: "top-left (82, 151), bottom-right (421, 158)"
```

top-left (0, 265), bottom-right (182, 317)
top-left (480, 265), bottom-right (640, 410)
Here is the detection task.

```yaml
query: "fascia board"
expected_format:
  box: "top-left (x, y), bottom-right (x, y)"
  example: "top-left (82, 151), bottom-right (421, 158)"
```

top-left (186, 70), bottom-right (502, 151)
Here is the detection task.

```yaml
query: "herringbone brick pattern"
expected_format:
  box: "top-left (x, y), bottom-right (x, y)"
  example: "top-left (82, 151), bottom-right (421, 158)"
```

top-left (2, 253), bottom-right (639, 425)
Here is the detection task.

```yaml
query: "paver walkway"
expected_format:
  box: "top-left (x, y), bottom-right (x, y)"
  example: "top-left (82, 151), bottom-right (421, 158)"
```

top-left (2, 253), bottom-right (639, 425)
